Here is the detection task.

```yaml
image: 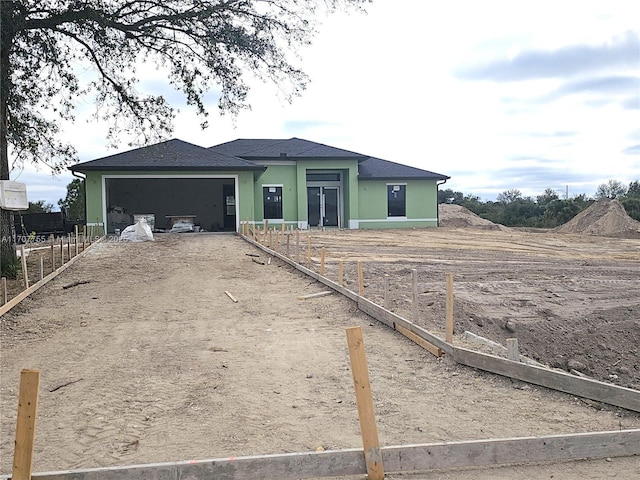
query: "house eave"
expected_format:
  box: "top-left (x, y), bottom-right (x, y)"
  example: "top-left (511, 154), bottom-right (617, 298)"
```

top-left (69, 165), bottom-right (266, 173)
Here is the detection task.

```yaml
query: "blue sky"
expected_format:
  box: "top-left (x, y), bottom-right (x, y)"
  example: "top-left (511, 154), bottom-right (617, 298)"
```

top-left (10, 0), bottom-right (640, 208)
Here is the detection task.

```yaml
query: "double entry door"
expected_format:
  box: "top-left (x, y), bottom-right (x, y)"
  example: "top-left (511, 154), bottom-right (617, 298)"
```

top-left (307, 186), bottom-right (339, 228)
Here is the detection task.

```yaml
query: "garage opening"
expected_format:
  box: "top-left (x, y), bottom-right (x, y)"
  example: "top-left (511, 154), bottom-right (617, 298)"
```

top-left (105, 177), bottom-right (236, 233)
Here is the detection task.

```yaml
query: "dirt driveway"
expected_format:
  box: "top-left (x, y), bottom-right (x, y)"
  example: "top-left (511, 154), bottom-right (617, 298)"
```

top-left (1, 232), bottom-right (639, 479)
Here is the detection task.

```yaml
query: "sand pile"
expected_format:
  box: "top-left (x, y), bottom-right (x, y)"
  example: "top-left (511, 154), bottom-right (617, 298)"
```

top-left (555, 198), bottom-right (640, 238)
top-left (438, 204), bottom-right (507, 230)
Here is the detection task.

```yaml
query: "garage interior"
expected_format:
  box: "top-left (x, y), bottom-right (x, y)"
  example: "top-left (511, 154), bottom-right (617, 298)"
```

top-left (105, 178), bottom-right (236, 233)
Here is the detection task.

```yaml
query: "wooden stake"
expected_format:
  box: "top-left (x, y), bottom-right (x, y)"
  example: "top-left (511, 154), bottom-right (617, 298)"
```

top-left (446, 272), bottom-right (454, 343)
top-left (281, 221), bottom-right (285, 232)
top-left (224, 291), bottom-right (239, 303)
top-left (396, 324), bottom-right (443, 358)
top-left (298, 291), bottom-right (333, 300)
top-left (50, 235), bottom-right (55, 272)
top-left (320, 247), bottom-right (326, 276)
top-left (66, 234), bottom-right (71, 260)
top-left (286, 232), bottom-right (290, 257)
top-left (345, 327), bottom-right (384, 480)
top-left (306, 235), bottom-right (312, 267)
top-left (39, 256), bottom-right (43, 280)
top-left (296, 229), bottom-right (300, 263)
top-left (12, 369), bottom-right (40, 480)
top-left (338, 259), bottom-right (344, 287)
top-left (263, 220), bottom-right (268, 243)
top-left (60, 238), bottom-right (64, 265)
top-left (1, 277), bottom-right (6, 305)
top-left (412, 269), bottom-right (418, 322)
top-left (20, 245), bottom-right (28, 290)
top-left (74, 225), bottom-right (79, 256)
top-left (276, 230), bottom-right (280, 251)
top-left (358, 261), bottom-right (364, 296)
top-left (384, 274), bottom-right (390, 309)
top-left (269, 229), bottom-right (273, 250)
top-left (507, 338), bottom-right (520, 362)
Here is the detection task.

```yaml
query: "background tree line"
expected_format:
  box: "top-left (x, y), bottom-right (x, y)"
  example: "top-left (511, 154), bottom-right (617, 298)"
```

top-left (438, 179), bottom-right (640, 228)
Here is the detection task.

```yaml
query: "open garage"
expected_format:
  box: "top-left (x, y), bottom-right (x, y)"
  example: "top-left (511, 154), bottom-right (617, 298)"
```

top-left (104, 176), bottom-right (237, 233)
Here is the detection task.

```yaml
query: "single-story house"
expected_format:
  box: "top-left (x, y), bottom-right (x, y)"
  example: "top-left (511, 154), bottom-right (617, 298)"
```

top-left (69, 138), bottom-right (450, 234)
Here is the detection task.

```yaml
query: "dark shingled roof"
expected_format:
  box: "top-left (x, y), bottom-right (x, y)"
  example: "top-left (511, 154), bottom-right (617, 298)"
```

top-left (69, 139), bottom-right (264, 172)
top-left (70, 137), bottom-right (449, 180)
top-left (210, 137), bottom-right (368, 159)
top-left (358, 157), bottom-right (450, 180)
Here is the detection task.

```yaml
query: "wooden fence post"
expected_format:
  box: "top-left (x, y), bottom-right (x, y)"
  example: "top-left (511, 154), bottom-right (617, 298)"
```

top-left (1, 277), bottom-right (6, 305)
top-left (384, 274), bottom-right (390, 309)
top-left (345, 327), bottom-right (384, 480)
top-left (20, 245), bottom-right (28, 290)
top-left (50, 235), bottom-right (55, 272)
top-left (446, 272), bottom-right (454, 343)
top-left (12, 369), bottom-right (40, 480)
top-left (358, 261), bottom-right (364, 296)
top-left (507, 338), bottom-right (520, 362)
top-left (74, 225), bottom-right (79, 256)
top-left (39, 256), bottom-right (44, 280)
top-left (411, 269), bottom-right (418, 322)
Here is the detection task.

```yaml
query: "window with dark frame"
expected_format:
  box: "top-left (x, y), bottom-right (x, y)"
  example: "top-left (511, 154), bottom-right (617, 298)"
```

top-left (263, 186), bottom-right (283, 219)
top-left (387, 184), bottom-right (406, 217)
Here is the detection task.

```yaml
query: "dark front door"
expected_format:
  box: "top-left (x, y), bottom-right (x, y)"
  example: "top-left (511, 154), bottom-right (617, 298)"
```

top-left (307, 186), bottom-right (339, 228)
top-left (323, 187), bottom-right (339, 227)
top-left (307, 187), bottom-right (321, 228)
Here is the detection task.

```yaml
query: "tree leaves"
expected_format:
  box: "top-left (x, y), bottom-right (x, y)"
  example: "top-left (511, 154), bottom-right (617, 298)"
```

top-left (2, 0), bottom-right (369, 171)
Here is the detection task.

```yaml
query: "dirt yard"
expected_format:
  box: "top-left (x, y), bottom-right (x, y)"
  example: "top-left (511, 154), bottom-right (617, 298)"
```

top-left (1, 230), bottom-right (639, 479)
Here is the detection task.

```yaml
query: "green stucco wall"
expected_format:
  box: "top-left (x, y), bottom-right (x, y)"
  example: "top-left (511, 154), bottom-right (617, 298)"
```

top-left (83, 170), bottom-right (256, 233)
top-left (357, 179), bottom-right (439, 229)
top-left (253, 164), bottom-right (298, 225)
top-left (82, 165), bottom-right (441, 233)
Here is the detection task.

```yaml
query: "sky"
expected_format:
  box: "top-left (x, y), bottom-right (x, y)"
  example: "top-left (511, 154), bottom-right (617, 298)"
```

top-left (10, 0), bottom-right (640, 209)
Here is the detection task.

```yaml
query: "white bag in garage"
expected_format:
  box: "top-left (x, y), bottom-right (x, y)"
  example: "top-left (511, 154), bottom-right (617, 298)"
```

top-left (119, 218), bottom-right (154, 242)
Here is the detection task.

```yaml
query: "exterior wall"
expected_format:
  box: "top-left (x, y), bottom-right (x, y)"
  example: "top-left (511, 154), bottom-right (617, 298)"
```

top-left (357, 179), bottom-right (439, 229)
top-left (85, 171), bottom-right (104, 233)
top-left (83, 170), bottom-right (256, 233)
top-left (253, 164), bottom-right (298, 226)
top-left (294, 159), bottom-right (359, 229)
top-left (82, 165), bottom-right (442, 233)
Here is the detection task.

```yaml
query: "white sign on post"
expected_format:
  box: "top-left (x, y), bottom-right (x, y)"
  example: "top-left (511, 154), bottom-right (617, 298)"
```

top-left (0, 181), bottom-right (29, 210)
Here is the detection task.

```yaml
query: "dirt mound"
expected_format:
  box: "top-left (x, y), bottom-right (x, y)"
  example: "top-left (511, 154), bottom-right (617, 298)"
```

top-left (555, 198), bottom-right (640, 237)
top-left (438, 204), bottom-right (507, 230)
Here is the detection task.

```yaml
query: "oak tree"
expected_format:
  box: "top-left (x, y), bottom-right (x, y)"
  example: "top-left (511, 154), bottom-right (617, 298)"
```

top-left (0, 0), bottom-right (368, 276)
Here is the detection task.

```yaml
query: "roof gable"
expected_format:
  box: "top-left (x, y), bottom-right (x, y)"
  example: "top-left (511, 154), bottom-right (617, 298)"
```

top-left (70, 139), bottom-right (264, 172)
top-left (358, 157), bottom-right (450, 180)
